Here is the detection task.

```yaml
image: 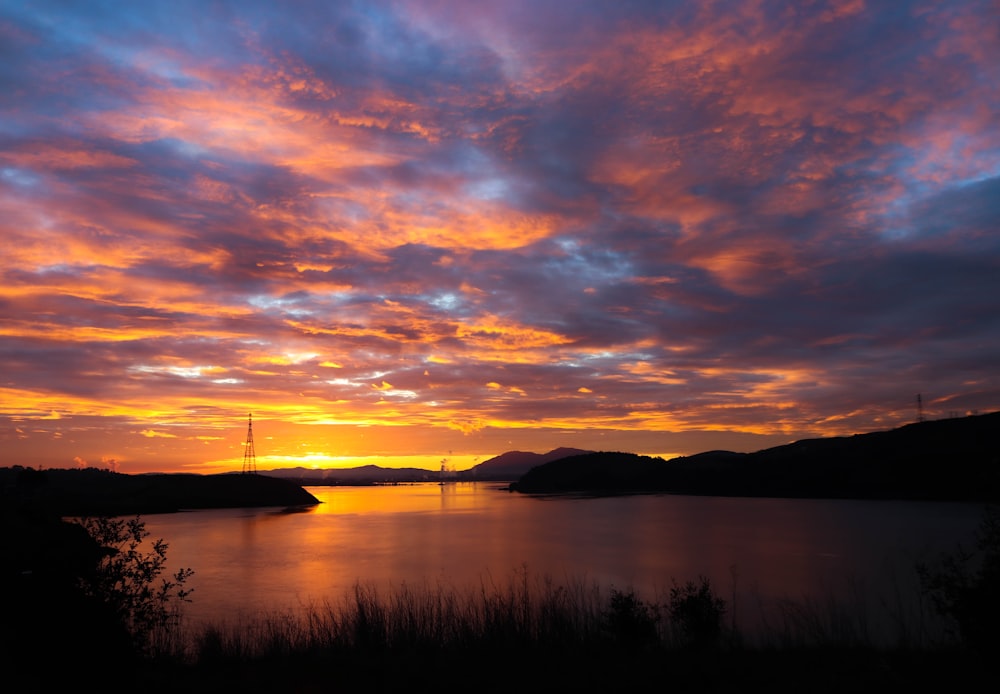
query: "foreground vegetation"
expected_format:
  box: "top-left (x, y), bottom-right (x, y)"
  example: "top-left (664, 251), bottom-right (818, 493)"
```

top-left (132, 500), bottom-right (1000, 691)
top-left (142, 567), bottom-right (991, 692)
top-left (4, 469), bottom-right (997, 691)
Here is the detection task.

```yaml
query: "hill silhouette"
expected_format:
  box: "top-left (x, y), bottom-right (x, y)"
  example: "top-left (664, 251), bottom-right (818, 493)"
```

top-left (0, 467), bottom-right (320, 516)
top-left (510, 412), bottom-right (1000, 501)
top-left (261, 447), bottom-right (594, 485)
top-left (261, 465), bottom-right (441, 485)
top-left (458, 447), bottom-right (594, 480)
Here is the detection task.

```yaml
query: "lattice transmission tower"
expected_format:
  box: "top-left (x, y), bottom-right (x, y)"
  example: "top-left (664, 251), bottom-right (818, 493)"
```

top-left (242, 412), bottom-right (257, 474)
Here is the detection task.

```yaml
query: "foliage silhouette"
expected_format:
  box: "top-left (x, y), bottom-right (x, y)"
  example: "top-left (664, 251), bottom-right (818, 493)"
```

top-left (667, 576), bottom-right (727, 649)
top-left (602, 587), bottom-right (660, 647)
top-left (76, 515), bottom-right (194, 653)
top-left (117, 570), bottom-right (993, 691)
top-left (917, 505), bottom-right (1000, 653)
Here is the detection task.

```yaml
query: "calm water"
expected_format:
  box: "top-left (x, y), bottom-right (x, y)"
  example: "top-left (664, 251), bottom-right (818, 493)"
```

top-left (142, 483), bottom-right (984, 636)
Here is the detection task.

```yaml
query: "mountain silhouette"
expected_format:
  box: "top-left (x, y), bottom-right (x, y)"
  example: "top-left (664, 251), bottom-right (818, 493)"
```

top-left (510, 412), bottom-right (1000, 502)
top-left (458, 447), bottom-right (594, 480)
top-left (261, 448), bottom-right (595, 484)
top-left (263, 465), bottom-right (441, 485)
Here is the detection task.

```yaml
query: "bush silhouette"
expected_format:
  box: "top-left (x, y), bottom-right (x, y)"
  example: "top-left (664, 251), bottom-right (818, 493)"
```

top-left (602, 587), bottom-right (660, 646)
top-left (76, 516), bottom-right (194, 653)
top-left (918, 505), bottom-right (1000, 653)
top-left (667, 576), bottom-right (726, 649)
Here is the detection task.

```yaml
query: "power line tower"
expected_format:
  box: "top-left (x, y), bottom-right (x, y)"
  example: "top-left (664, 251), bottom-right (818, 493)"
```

top-left (242, 412), bottom-right (257, 474)
top-left (916, 393), bottom-right (925, 423)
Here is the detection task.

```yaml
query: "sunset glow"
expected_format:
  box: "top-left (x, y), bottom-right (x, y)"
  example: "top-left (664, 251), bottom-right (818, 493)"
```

top-left (1, 1), bottom-right (998, 473)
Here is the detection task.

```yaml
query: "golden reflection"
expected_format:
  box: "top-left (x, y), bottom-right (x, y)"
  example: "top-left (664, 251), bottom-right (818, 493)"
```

top-left (306, 483), bottom-right (483, 516)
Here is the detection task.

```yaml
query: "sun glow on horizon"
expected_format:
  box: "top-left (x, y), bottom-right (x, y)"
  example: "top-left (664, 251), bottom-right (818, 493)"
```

top-left (1, 2), bottom-right (998, 474)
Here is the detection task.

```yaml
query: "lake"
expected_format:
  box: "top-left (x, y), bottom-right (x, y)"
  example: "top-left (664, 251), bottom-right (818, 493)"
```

top-left (143, 482), bottom-right (985, 641)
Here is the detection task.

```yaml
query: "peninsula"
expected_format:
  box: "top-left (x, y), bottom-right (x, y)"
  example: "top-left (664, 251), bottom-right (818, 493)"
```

top-left (1, 468), bottom-right (320, 516)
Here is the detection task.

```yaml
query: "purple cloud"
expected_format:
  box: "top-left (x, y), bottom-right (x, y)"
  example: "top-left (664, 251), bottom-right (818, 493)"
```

top-left (1, 0), bottom-right (997, 472)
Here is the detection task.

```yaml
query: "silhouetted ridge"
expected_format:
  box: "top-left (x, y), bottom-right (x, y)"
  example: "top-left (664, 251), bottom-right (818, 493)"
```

top-left (510, 412), bottom-right (1000, 501)
top-left (259, 447), bottom-right (595, 484)
top-left (459, 447), bottom-right (595, 480)
top-left (0, 468), bottom-right (320, 516)
top-left (265, 465), bottom-right (441, 485)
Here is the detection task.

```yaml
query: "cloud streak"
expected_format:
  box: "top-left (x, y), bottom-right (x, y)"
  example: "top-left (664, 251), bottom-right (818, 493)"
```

top-left (1, 0), bottom-right (998, 472)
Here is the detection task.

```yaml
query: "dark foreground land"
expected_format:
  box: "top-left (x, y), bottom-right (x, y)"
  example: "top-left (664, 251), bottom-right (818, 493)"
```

top-left (126, 646), bottom-right (989, 694)
top-left (6, 572), bottom-right (994, 694)
top-left (4, 474), bottom-right (997, 692)
top-left (3, 501), bottom-right (994, 693)
top-left (512, 411), bottom-right (1000, 501)
top-left (5, 504), bottom-right (996, 694)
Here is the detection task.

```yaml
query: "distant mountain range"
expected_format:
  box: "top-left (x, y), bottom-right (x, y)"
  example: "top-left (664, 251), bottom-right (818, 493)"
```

top-left (260, 447), bottom-right (594, 485)
top-left (510, 411), bottom-right (1000, 502)
top-left (261, 464), bottom-right (441, 485)
top-left (459, 447), bottom-right (594, 480)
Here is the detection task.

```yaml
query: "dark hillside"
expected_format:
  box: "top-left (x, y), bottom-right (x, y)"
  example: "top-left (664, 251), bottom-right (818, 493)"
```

top-left (511, 412), bottom-right (1000, 501)
top-left (0, 467), bottom-right (319, 516)
top-left (458, 447), bottom-right (594, 480)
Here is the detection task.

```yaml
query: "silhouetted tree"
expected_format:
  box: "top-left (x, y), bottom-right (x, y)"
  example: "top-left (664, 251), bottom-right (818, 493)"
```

top-left (76, 516), bottom-right (193, 654)
top-left (1, 503), bottom-right (130, 677)
top-left (667, 576), bottom-right (727, 649)
top-left (602, 587), bottom-right (660, 647)
top-left (918, 505), bottom-right (1000, 653)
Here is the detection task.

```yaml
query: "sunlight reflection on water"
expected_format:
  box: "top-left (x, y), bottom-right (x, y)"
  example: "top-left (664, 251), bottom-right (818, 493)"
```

top-left (141, 482), bottom-right (983, 640)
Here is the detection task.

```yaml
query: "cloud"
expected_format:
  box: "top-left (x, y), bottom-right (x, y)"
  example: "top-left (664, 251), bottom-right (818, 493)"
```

top-left (139, 429), bottom-right (177, 438)
top-left (448, 419), bottom-right (487, 435)
top-left (0, 0), bottom-right (997, 471)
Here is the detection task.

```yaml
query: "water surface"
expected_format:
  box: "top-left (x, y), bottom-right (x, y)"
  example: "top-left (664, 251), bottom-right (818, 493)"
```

top-left (143, 483), bottom-right (983, 636)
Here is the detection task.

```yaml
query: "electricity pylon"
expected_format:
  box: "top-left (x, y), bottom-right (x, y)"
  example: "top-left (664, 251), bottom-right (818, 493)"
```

top-left (242, 412), bottom-right (257, 474)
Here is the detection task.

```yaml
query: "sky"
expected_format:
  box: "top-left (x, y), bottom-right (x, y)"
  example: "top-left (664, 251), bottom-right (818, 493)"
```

top-left (1, 0), bottom-right (998, 475)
